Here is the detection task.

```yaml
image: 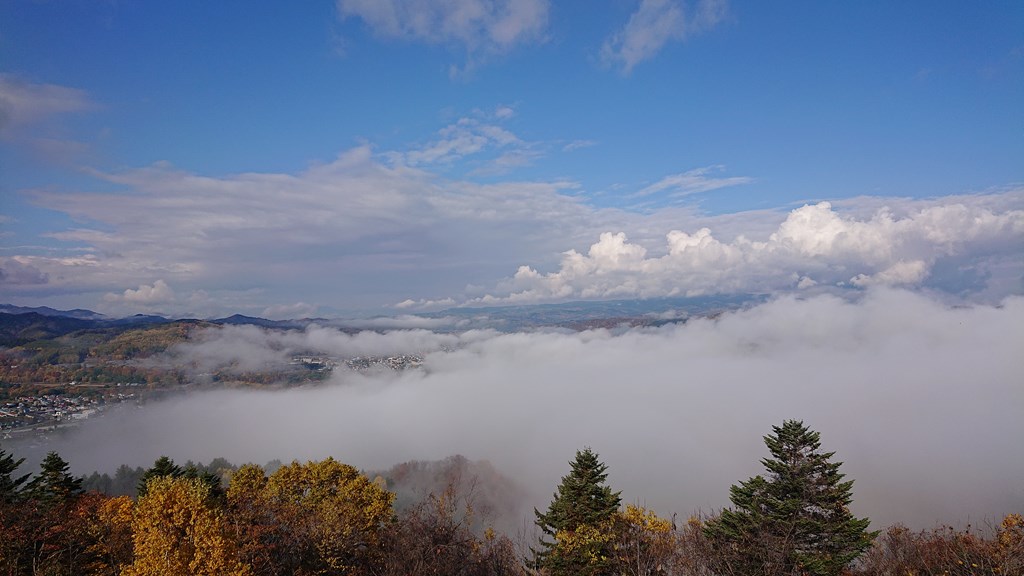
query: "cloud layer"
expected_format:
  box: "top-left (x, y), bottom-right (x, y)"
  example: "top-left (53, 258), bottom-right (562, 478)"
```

top-left (474, 197), bottom-right (1024, 305)
top-left (7, 153), bottom-right (1022, 316)
top-left (23, 289), bottom-right (1024, 530)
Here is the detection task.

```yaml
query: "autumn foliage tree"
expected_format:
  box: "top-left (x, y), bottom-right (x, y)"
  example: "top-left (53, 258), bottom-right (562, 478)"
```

top-left (77, 493), bottom-right (135, 575)
top-left (124, 475), bottom-right (251, 576)
top-left (375, 481), bottom-right (525, 576)
top-left (227, 458), bottom-right (394, 575)
top-left (609, 504), bottom-right (680, 576)
top-left (851, 514), bottom-right (1024, 576)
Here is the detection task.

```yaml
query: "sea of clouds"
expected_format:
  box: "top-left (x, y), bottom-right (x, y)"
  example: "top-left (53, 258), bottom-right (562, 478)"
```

top-left (20, 288), bottom-right (1022, 531)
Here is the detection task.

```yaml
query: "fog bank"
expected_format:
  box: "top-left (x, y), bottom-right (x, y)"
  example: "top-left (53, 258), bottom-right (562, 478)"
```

top-left (21, 289), bottom-right (1024, 530)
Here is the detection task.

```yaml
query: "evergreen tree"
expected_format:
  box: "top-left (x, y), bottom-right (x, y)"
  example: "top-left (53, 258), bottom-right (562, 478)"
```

top-left (534, 448), bottom-right (621, 575)
top-left (137, 456), bottom-right (225, 500)
top-left (704, 420), bottom-right (877, 576)
top-left (137, 456), bottom-right (183, 496)
top-left (0, 444), bottom-right (32, 575)
top-left (26, 451), bottom-right (84, 506)
top-left (113, 464), bottom-right (145, 496)
top-left (0, 444), bottom-right (30, 503)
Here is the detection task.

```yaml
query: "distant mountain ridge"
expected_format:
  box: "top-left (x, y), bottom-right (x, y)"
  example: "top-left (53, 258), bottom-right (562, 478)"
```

top-left (0, 304), bottom-right (108, 320)
top-left (0, 293), bottom-right (760, 342)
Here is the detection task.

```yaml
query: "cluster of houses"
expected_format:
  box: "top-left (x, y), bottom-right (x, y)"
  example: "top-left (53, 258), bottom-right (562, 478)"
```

top-left (0, 391), bottom-right (134, 435)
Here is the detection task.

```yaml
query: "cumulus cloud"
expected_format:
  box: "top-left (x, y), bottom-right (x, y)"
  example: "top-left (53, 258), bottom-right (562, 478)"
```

top-left (13, 152), bottom-right (1024, 315)
top-left (337, 0), bottom-right (549, 72)
top-left (19, 290), bottom-right (1024, 530)
top-left (104, 279), bottom-right (176, 306)
top-left (602, 0), bottom-right (728, 74)
top-left (0, 257), bottom-right (50, 285)
top-left (0, 75), bottom-right (93, 132)
top-left (262, 302), bottom-right (319, 320)
top-left (475, 199), bottom-right (1024, 304)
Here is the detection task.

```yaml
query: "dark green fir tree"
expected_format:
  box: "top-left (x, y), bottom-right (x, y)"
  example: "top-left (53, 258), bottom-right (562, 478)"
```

top-left (137, 455), bottom-right (224, 500)
top-left (0, 445), bottom-right (30, 503)
top-left (26, 451), bottom-right (83, 506)
top-left (704, 420), bottom-right (877, 576)
top-left (136, 455), bottom-right (182, 496)
top-left (534, 447), bottom-right (621, 575)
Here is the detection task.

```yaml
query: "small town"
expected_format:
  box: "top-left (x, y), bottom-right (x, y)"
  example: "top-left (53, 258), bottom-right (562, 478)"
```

top-left (0, 390), bottom-right (138, 436)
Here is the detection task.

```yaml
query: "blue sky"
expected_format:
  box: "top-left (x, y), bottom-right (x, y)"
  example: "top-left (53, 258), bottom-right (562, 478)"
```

top-left (2, 0), bottom-right (1022, 317)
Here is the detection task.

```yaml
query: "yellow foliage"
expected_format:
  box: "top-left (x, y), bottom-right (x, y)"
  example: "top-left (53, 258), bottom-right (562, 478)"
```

top-left (124, 476), bottom-right (251, 576)
top-left (84, 495), bottom-right (135, 573)
top-left (264, 458), bottom-right (395, 550)
top-left (621, 504), bottom-right (672, 533)
top-left (554, 522), bottom-right (614, 565)
top-left (997, 514), bottom-right (1024, 574)
top-left (228, 457), bottom-right (395, 575)
top-left (612, 505), bottom-right (678, 575)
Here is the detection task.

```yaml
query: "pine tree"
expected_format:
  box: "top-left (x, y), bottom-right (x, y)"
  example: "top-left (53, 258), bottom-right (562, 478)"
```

top-left (26, 451), bottom-right (84, 506)
top-left (137, 456), bottom-right (183, 496)
top-left (534, 448), bottom-right (621, 575)
top-left (0, 444), bottom-right (30, 503)
top-left (0, 444), bottom-right (32, 575)
top-left (138, 456), bottom-right (224, 500)
top-left (704, 420), bottom-right (877, 576)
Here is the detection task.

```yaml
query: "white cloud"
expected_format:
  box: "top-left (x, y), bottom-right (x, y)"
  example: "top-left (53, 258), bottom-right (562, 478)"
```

top-left (602, 0), bottom-right (728, 74)
top-left (337, 0), bottom-right (549, 71)
top-left (494, 105), bottom-right (516, 119)
top-left (0, 257), bottom-right (50, 285)
top-left (633, 165), bottom-right (752, 197)
top-left (395, 297), bottom-right (457, 310)
top-left (9, 110), bottom-right (1022, 316)
top-left (104, 279), bottom-right (176, 306)
top-left (561, 139), bottom-right (597, 152)
top-left (473, 198), bottom-right (1024, 304)
top-left (404, 117), bottom-right (528, 167)
top-left (0, 75), bottom-right (93, 132)
top-left (13, 144), bottom-right (599, 313)
top-left (262, 302), bottom-right (319, 320)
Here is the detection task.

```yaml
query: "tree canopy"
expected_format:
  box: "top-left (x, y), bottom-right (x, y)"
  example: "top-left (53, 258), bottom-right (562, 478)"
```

top-left (534, 447), bottom-right (621, 575)
top-left (704, 419), bottom-right (877, 576)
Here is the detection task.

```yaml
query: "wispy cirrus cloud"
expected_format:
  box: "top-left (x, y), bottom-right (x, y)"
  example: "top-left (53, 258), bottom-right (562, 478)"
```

top-left (337, 0), bottom-right (549, 74)
top-left (0, 75), bottom-right (97, 164)
top-left (633, 165), bottom-right (752, 198)
top-left (404, 117), bottom-right (525, 166)
top-left (602, 0), bottom-right (728, 74)
top-left (0, 75), bottom-right (94, 132)
top-left (399, 106), bottom-right (545, 175)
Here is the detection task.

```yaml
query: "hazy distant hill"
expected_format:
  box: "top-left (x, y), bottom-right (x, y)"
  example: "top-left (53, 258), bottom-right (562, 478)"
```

top-left (0, 310), bottom-right (176, 347)
top-left (0, 304), bottom-right (106, 320)
top-left (0, 312), bottom-right (98, 347)
top-left (427, 294), bottom-right (761, 331)
top-left (1, 295), bottom-right (760, 348)
top-left (213, 314), bottom-right (311, 329)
